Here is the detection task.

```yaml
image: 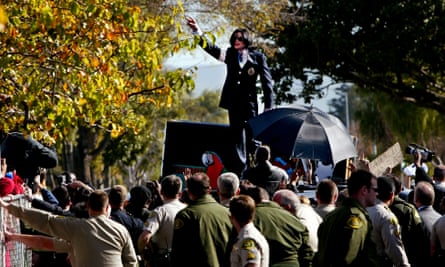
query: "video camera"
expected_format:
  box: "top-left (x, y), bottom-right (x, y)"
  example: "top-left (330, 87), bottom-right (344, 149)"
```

top-left (405, 143), bottom-right (434, 162)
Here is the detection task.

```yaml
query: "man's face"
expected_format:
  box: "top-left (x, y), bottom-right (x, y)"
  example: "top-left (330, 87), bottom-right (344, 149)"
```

top-left (234, 33), bottom-right (246, 50)
top-left (365, 178), bottom-right (378, 207)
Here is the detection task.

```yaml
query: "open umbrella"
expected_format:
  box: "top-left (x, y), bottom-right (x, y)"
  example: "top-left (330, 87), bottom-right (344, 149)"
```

top-left (247, 105), bottom-right (357, 165)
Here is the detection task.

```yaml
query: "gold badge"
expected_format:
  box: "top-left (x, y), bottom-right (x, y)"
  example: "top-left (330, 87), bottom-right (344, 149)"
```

top-left (246, 251), bottom-right (256, 260)
top-left (174, 219), bottom-right (184, 229)
top-left (241, 239), bottom-right (255, 250)
top-left (346, 215), bottom-right (363, 229)
top-left (247, 67), bottom-right (255, 76)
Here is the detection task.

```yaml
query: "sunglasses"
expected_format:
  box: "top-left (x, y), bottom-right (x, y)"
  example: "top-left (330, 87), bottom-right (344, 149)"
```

top-left (235, 36), bottom-right (244, 42)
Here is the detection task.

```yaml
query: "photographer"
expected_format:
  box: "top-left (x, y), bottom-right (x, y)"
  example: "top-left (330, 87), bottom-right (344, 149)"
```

top-left (403, 145), bottom-right (431, 189)
top-left (405, 149), bottom-right (435, 204)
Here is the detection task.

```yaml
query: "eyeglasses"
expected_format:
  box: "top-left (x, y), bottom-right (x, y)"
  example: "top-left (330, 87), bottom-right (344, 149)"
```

top-left (235, 36), bottom-right (244, 42)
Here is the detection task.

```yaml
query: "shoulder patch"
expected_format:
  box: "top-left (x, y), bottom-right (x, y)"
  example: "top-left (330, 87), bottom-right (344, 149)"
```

top-left (389, 216), bottom-right (398, 226)
top-left (241, 239), bottom-right (256, 250)
top-left (147, 211), bottom-right (156, 219)
top-left (413, 210), bottom-right (421, 220)
top-left (246, 251), bottom-right (256, 260)
top-left (346, 215), bottom-right (363, 229)
top-left (174, 218), bottom-right (184, 230)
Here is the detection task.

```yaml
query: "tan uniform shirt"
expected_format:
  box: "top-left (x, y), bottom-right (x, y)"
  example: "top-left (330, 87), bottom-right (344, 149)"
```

top-left (144, 198), bottom-right (186, 251)
top-left (367, 200), bottom-right (410, 267)
top-left (8, 204), bottom-right (137, 267)
top-left (231, 222), bottom-right (269, 267)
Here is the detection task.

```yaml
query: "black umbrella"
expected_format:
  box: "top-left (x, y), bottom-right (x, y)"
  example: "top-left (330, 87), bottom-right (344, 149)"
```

top-left (247, 105), bottom-right (357, 165)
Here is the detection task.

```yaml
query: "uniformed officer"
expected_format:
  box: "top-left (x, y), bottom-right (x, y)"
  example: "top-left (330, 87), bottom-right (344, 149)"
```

top-left (171, 172), bottom-right (235, 267)
top-left (138, 175), bottom-right (187, 267)
top-left (242, 185), bottom-right (314, 267)
top-left (367, 176), bottom-right (410, 267)
top-left (390, 175), bottom-right (429, 267)
top-left (229, 195), bottom-right (269, 267)
top-left (314, 169), bottom-right (379, 267)
top-left (0, 190), bottom-right (137, 267)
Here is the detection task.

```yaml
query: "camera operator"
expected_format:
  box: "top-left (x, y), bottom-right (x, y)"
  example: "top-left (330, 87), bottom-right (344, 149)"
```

top-left (403, 149), bottom-right (430, 190)
top-left (404, 150), bottom-right (434, 204)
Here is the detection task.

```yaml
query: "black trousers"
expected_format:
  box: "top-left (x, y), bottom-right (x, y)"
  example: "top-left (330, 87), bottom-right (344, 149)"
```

top-left (228, 109), bottom-right (259, 175)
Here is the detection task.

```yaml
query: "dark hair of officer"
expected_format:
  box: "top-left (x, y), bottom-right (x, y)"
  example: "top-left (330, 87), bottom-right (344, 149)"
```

top-left (376, 176), bottom-right (395, 201)
top-left (242, 186), bottom-right (269, 204)
top-left (347, 169), bottom-right (376, 195)
top-left (161, 174), bottom-right (182, 198)
top-left (229, 195), bottom-right (255, 226)
top-left (316, 179), bottom-right (338, 203)
top-left (187, 172), bottom-right (211, 198)
top-left (87, 190), bottom-right (109, 212)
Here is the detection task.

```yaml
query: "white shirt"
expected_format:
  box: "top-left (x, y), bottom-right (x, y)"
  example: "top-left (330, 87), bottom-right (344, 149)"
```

top-left (403, 163), bottom-right (428, 176)
top-left (294, 204), bottom-right (323, 252)
top-left (144, 199), bottom-right (186, 251)
top-left (231, 222), bottom-right (269, 267)
top-left (238, 49), bottom-right (248, 68)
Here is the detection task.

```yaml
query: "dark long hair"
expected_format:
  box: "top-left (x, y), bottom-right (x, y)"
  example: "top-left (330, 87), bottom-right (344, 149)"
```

top-left (229, 28), bottom-right (252, 48)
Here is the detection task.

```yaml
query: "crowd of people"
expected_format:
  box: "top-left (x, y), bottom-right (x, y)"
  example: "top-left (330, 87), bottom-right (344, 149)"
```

top-left (1, 6), bottom-right (445, 267)
top-left (1, 18), bottom-right (445, 267)
top-left (2, 143), bottom-right (445, 267)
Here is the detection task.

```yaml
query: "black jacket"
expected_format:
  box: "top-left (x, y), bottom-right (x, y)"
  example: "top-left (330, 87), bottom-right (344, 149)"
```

top-left (202, 39), bottom-right (273, 120)
top-left (1, 132), bottom-right (58, 181)
top-left (110, 208), bottom-right (144, 249)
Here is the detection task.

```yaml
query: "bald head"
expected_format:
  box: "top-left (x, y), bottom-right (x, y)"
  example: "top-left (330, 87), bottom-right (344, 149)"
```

top-left (414, 181), bottom-right (435, 207)
top-left (272, 189), bottom-right (300, 212)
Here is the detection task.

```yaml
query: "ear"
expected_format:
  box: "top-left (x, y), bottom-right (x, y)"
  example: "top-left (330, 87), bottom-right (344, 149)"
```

top-left (359, 185), bottom-right (368, 196)
top-left (390, 192), bottom-right (395, 200)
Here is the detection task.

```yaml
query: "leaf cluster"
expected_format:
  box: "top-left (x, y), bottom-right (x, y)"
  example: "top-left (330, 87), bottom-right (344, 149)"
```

top-left (0, 0), bottom-right (194, 143)
top-left (275, 0), bottom-right (445, 112)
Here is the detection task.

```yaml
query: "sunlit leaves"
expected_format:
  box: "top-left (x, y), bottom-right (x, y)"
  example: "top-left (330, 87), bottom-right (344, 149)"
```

top-left (0, 6), bottom-right (7, 32)
top-left (0, 0), bottom-right (193, 144)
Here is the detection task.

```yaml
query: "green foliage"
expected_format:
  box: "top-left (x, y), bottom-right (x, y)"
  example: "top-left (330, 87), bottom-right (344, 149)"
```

top-left (328, 85), bottom-right (445, 161)
top-left (180, 90), bottom-right (228, 123)
top-left (275, 0), bottom-right (445, 113)
top-left (0, 0), bottom-right (194, 143)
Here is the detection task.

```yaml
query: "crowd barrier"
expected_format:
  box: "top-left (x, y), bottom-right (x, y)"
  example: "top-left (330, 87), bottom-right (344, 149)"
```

top-left (0, 194), bottom-right (32, 267)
